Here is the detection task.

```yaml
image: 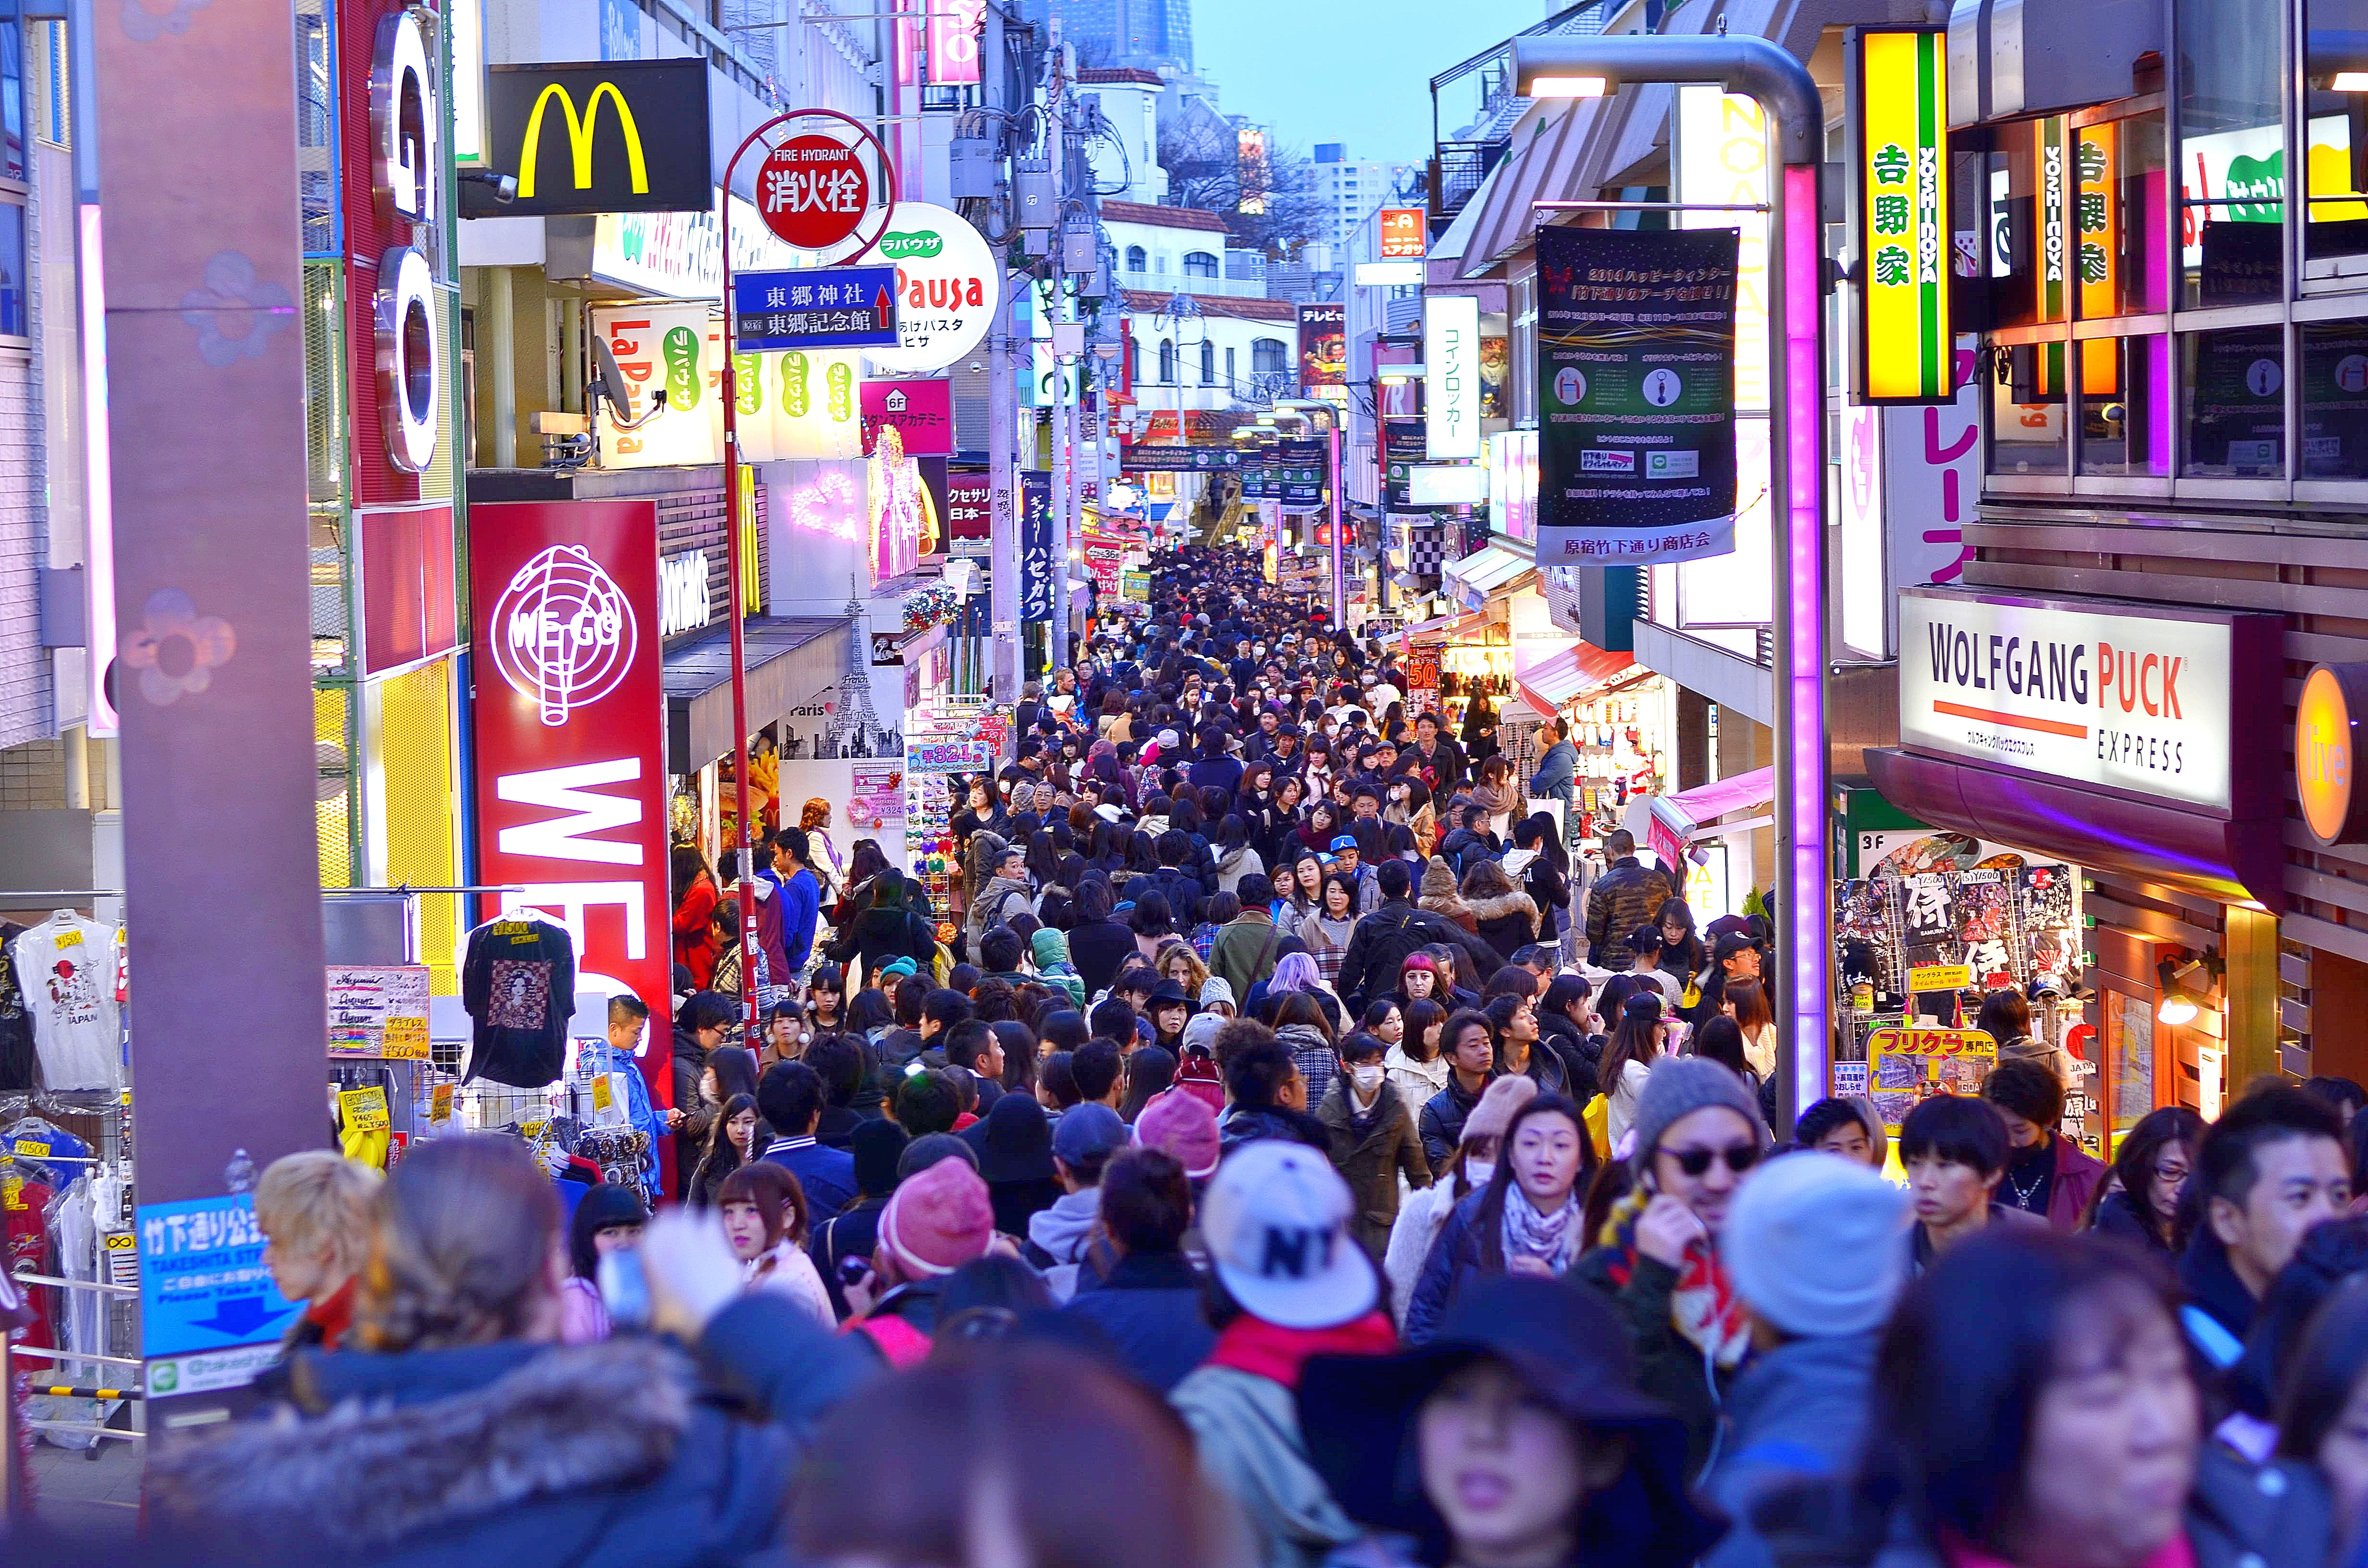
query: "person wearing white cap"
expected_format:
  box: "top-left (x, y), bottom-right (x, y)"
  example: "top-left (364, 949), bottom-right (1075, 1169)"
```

top-left (1701, 1151), bottom-right (1910, 1568)
top-left (1170, 1141), bottom-right (1397, 1568)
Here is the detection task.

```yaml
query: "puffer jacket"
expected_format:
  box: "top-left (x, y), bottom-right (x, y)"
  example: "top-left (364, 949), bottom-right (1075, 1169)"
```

top-left (148, 1294), bottom-right (874, 1568)
top-left (1465, 886), bottom-right (1541, 966)
top-left (1700, 1333), bottom-right (1881, 1568)
top-left (1584, 857), bottom-right (1675, 971)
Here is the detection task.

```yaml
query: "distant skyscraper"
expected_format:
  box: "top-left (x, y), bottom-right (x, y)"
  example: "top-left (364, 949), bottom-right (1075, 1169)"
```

top-left (1030, 0), bottom-right (1192, 74)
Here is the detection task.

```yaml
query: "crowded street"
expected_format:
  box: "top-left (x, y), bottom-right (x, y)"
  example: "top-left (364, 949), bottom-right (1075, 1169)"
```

top-left (8, 0), bottom-right (2368, 1563)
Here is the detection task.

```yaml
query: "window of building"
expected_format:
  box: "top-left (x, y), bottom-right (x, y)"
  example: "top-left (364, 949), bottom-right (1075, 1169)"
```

top-left (2069, 112), bottom-right (2169, 319)
top-left (2302, 318), bottom-right (2368, 475)
top-left (1226, 346), bottom-right (1237, 384)
top-left (1252, 338), bottom-right (1287, 374)
top-left (1200, 340), bottom-right (1215, 383)
top-left (2077, 336), bottom-right (2172, 477)
top-left (2182, 326), bottom-right (2286, 477)
top-left (1184, 251), bottom-right (1219, 278)
top-left (2178, 0), bottom-right (2285, 306)
top-left (2305, 1), bottom-right (2368, 268)
top-left (1159, 339), bottom-right (1176, 382)
top-left (1990, 352), bottom-right (2069, 475)
top-left (1125, 245), bottom-right (1147, 272)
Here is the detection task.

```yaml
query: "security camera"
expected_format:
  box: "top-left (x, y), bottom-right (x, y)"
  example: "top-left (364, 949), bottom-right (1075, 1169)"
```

top-left (462, 169), bottom-right (518, 204)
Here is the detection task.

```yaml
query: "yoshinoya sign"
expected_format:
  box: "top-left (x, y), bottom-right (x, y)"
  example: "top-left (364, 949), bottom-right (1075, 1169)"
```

top-left (1896, 587), bottom-right (2280, 815)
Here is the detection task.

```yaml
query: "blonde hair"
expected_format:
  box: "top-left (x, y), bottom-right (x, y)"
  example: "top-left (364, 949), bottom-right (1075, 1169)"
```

top-left (356, 1136), bottom-right (559, 1352)
top-left (253, 1150), bottom-right (382, 1286)
top-left (1152, 939), bottom-right (1209, 1001)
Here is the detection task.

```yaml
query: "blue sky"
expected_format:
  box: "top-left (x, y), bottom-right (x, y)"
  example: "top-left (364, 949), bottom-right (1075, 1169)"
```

top-left (1192, 0), bottom-right (1544, 167)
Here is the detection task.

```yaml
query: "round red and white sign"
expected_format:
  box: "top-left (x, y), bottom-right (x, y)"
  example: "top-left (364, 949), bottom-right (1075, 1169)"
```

top-left (756, 135), bottom-right (873, 250)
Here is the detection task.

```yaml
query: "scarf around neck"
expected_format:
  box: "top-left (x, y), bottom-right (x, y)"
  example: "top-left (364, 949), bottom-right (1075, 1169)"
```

top-left (1596, 1186), bottom-right (1751, 1370)
top-left (1500, 1186), bottom-right (1583, 1274)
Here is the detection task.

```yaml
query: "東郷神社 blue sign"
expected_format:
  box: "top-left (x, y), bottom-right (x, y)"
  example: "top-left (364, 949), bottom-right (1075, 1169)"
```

top-left (732, 267), bottom-right (900, 351)
top-left (136, 1192), bottom-right (301, 1357)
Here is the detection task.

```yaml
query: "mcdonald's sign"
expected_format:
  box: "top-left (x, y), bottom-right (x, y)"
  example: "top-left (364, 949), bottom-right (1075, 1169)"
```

top-left (467, 60), bottom-right (712, 218)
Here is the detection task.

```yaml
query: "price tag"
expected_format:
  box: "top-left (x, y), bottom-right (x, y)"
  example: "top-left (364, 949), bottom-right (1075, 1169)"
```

top-left (13, 1138), bottom-right (48, 1157)
top-left (338, 1086), bottom-right (391, 1133)
top-left (54, 928), bottom-right (81, 949)
top-left (591, 1075), bottom-right (614, 1114)
top-left (430, 1083), bottom-right (453, 1125)
top-left (380, 1017), bottom-right (429, 1060)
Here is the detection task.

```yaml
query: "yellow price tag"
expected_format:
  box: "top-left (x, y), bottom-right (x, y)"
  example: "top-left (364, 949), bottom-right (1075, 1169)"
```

top-left (430, 1083), bottom-right (454, 1125)
top-left (380, 1017), bottom-right (429, 1060)
top-left (53, 928), bottom-right (81, 949)
top-left (2, 1175), bottom-right (22, 1211)
top-left (1907, 964), bottom-right (1973, 993)
top-left (591, 1075), bottom-right (615, 1114)
top-left (338, 1086), bottom-right (391, 1133)
top-left (12, 1139), bottom-right (47, 1157)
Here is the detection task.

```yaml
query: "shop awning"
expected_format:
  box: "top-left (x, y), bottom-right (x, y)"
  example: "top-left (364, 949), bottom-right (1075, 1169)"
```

top-left (1864, 747), bottom-right (2284, 912)
top-left (664, 615), bottom-right (852, 775)
top-left (1667, 766), bottom-right (1774, 827)
top-left (1514, 642), bottom-right (1635, 718)
top-left (1404, 608), bottom-right (1488, 645)
top-left (1443, 541), bottom-right (1533, 609)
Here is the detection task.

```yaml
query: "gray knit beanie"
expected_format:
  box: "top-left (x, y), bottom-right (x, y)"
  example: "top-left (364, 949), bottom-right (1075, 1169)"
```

top-left (1627, 1055), bottom-right (1769, 1171)
top-left (1721, 1150), bottom-right (1909, 1337)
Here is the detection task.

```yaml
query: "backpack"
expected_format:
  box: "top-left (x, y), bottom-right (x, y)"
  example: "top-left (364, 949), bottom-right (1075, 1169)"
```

top-left (1175, 1047), bottom-right (1225, 1114)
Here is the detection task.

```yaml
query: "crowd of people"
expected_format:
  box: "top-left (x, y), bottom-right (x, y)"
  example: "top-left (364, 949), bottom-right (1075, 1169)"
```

top-left (72, 543), bottom-right (2368, 1568)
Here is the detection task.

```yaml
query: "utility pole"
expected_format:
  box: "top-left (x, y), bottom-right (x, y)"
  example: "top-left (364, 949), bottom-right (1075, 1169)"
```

top-left (986, 1), bottom-right (1021, 704)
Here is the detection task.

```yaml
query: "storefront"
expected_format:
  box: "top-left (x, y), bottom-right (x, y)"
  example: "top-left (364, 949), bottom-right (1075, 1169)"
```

top-left (1865, 585), bottom-right (2283, 1141)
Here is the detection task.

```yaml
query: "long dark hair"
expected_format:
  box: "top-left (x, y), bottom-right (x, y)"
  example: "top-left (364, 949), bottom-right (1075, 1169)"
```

top-left (1870, 1230), bottom-right (2188, 1555)
top-left (1514, 810), bottom-right (1569, 876)
top-left (693, 1091), bottom-right (762, 1203)
top-left (1656, 897), bottom-right (1703, 975)
top-left (1471, 1094), bottom-right (1591, 1271)
top-left (1402, 997), bottom-right (1447, 1063)
top-left (2084, 1103), bottom-right (2203, 1248)
top-left (1598, 992), bottom-right (1665, 1095)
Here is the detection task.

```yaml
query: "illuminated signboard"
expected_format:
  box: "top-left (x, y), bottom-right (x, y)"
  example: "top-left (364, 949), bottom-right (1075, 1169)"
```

top-left (1850, 26), bottom-right (1952, 404)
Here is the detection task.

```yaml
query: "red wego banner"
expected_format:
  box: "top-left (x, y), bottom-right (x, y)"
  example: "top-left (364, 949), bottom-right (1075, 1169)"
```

top-left (468, 501), bottom-right (673, 1124)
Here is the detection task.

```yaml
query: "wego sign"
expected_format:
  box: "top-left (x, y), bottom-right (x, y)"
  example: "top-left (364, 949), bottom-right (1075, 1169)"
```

top-left (469, 502), bottom-right (672, 1165)
top-left (487, 544), bottom-right (641, 726)
top-left (371, 8), bottom-right (439, 473)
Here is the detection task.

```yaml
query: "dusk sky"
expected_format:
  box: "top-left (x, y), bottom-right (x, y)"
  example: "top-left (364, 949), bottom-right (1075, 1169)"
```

top-left (1192, 0), bottom-right (1547, 169)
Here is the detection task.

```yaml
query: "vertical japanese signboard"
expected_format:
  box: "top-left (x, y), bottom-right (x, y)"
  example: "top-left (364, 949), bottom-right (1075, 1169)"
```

top-left (468, 501), bottom-right (671, 1130)
top-left (1423, 294), bottom-right (1481, 459)
top-left (1534, 225), bottom-right (1740, 566)
top-left (1298, 302), bottom-right (1346, 389)
top-left (1020, 469), bottom-right (1055, 623)
top-left (1676, 86), bottom-right (1771, 412)
top-left (1850, 26), bottom-right (1953, 404)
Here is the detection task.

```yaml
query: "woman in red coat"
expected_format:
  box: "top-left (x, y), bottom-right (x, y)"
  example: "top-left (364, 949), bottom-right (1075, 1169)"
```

top-left (672, 844), bottom-right (721, 990)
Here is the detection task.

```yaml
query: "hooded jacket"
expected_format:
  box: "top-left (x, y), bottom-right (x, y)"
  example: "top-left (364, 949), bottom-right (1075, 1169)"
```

top-left (1415, 859), bottom-right (1478, 935)
top-left (1171, 1331), bottom-right (1375, 1568)
top-left (965, 873), bottom-right (1035, 954)
top-left (148, 1295), bottom-right (871, 1568)
top-left (1025, 1187), bottom-right (1103, 1301)
top-left (824, 901), bottom-right (938, 985)
top-left (1464, 884), bottom-right (1542, 968)
top-left (1062, 1250), bottom-right (1214, 1394)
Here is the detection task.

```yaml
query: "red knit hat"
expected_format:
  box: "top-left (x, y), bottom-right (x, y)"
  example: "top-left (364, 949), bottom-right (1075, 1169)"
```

top-left (879, 1156), bottom-right (994, 1276)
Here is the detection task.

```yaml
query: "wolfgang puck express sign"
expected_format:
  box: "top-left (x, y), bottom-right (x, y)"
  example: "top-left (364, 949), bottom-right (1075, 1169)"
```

top-left (1897, 587), bottom-right (2276, 813)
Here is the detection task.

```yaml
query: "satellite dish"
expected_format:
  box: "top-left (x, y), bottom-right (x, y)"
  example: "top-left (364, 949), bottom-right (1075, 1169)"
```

top-left (592, 335), bottom-right (640, 425)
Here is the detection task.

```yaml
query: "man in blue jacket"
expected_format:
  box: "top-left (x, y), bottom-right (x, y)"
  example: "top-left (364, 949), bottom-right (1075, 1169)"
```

top-left (757, 1060), bottom-right (858, 1221)
top-left (1528, 717), bottom-right (1579, 841)
top-left (775, 826), bottom-right (823, 975)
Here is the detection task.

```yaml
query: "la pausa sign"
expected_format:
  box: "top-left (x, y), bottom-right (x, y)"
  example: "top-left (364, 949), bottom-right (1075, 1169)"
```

top-left (1898, 588), bottom-right (2265, 813)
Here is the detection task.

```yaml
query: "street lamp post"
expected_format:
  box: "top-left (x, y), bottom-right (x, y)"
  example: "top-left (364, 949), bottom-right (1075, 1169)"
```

top-left (1514, 35), bottom-right (1832, 1127)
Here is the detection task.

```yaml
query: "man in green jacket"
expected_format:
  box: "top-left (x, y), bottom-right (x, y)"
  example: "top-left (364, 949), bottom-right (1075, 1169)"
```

top-left (1209, 872), bottom-right (1284, 1003)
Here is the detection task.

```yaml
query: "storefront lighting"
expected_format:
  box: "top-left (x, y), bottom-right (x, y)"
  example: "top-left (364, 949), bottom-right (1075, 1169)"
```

top-left (2155, 952), bottom-right (2219, 1026)
top-left (1529, 75), bottom-right (1610, 97)
top-left (1378, 365), bottom-right (1428, 383)
top-left (2157, 993), bottom-right (2199, 1028)
top-left (2334, 71), bottom-right (2368, 91)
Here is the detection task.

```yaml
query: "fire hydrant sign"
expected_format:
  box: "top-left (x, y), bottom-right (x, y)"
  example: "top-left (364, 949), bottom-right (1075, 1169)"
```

top-left (757, 135), bottom-right (872, 250)
top-left (326, 964), bottom-right (432, 1058)
top-left (136, 1193), bottom-right (301, 1360)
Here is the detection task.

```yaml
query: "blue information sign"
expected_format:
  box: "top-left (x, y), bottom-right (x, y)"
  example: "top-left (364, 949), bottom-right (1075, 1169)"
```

top-left (136, 1193), bottom-right (300, 1357)
top-left (732, 266), bottom-right (900, 350)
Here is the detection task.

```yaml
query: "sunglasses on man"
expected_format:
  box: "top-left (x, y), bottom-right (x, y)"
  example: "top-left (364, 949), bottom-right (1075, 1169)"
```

top-left (1662, 1142), bottom-right (1763, 1177)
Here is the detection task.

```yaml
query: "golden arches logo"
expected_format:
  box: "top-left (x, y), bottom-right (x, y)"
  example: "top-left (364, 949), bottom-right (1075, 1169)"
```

top-left (518, 82), bottom-right (648, 198)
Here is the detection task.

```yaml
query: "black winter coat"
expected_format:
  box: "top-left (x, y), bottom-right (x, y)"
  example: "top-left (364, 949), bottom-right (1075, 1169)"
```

top-left (149, 1295), bottom-right (874, 1568)
top-left (825, 905), bottom-right (938, 985)
top-left (1061, 1250), bottom-right (1215, 1393)
top-left (1419, 1073), bottom-right (1492, 1168)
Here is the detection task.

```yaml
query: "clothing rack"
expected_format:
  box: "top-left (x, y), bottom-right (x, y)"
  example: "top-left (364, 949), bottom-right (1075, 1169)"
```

top-left (321, 884), bottom-right (524, 895)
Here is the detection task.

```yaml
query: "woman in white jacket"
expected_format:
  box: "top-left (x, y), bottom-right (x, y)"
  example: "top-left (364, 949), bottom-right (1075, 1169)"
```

top-left (1600, 990), bottom-right (1669, 1149)
top-left (717, 1161), bottom-right (834, 1325)
top-left (1381, 1075), bottom-right (1538, 1328)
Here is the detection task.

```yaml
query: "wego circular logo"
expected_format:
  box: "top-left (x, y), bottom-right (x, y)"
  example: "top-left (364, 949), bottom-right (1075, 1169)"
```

top-left (489, 545), bottom-right (639, 726)
top-left (758, 135), bottom-right (873, 249)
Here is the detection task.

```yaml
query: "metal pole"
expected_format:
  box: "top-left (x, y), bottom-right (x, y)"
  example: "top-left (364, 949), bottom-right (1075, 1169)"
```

top-left (1328, 423), bottom-right (1345, 626)
top-left (1512, 34), bottom-right (1831, 1126)
top-left (720, 164), bottom-right (758, 1048)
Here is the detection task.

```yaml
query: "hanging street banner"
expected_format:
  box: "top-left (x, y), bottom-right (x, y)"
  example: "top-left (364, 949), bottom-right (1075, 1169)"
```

top-left (1275, 437), bottom-right (1327, 510)
top-left (732, 266), bottom-right (900, 351)
top-left (1020, 470), bottom-right (1055, 624)
top-left (1535, 225), bottom-right (1740, 566)
top-left (1850, 26), bottom-right (1952, 404)
top-left (1122, 444), bottom-right (1247, 473)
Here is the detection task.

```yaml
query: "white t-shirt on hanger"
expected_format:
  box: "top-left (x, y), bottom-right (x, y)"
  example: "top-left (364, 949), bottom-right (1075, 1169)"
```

top-left (14, 915), bottom-right (121, 1091)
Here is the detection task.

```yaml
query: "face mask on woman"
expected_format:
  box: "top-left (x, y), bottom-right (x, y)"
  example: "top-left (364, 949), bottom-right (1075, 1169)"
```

top-left (1464, 1157), bottom-right (1497, 1188)
top-left (1350, 1063), bottom-right (1385, 1094)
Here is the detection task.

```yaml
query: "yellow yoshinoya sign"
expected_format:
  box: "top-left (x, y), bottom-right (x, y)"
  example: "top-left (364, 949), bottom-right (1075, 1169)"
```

top-left (1853, 27), bottom-right (1951, 404)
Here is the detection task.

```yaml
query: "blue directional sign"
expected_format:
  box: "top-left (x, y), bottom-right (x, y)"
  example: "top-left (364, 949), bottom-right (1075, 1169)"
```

top-left (136, 1193), bottom-right (300, 1357)
top-left (731, 266), bottom-right (900, 351)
